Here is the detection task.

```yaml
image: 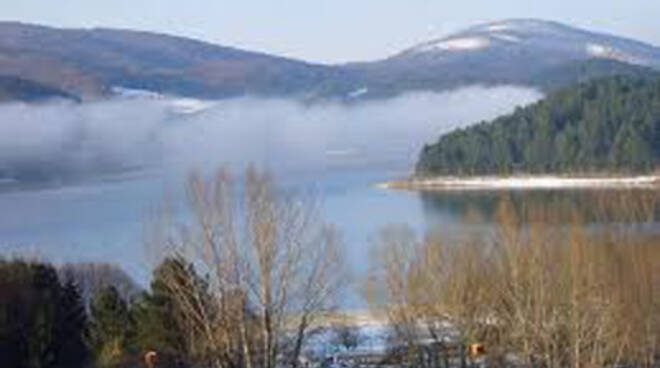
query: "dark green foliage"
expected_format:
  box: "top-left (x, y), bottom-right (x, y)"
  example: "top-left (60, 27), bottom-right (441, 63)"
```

top-left (131, 259), bottom-right (192, 366)
top-left (417, 74), bottom-right (660, 176)
top-left (0, 260), bottom-right (89, 368)
top-left (131, 257), bottom-right (222, 367)
top-left (87, 286), bottom-right (134, 367)
top-left (54, 279), bottom-right (90, 368)
top-left (0, 258), bottom-right (220, 368)
top-left (0, 258), bottom-right (210, 367)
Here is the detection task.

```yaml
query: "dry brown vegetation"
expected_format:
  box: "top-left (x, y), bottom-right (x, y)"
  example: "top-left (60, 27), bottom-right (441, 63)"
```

top-left (368, 190), bottom-right (660, 368)
top-left (145, 167), bottom-right (346, 368)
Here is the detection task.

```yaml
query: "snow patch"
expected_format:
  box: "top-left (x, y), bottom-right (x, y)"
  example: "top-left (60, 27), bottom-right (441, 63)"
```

top-left (486, 23), bottom-right (512, 32)
top-left (347, 87), bottom-right (368, 98)
top-left (111, 86), bottom-right (162, 99)
top-left (169, 98), bottom-right (216, 115)
top-left (586, 43), bottom-right (611, 57)
top-left (382, 175), bottom-right (660, 191)
top-left (491, 33), bottom-right (522, 43)
top-left (415, 37), bottom-right (490, 53)
top-left (585, 43), bottom-right (648, 65)
top-left (111, 87), bottom-right (214, 115)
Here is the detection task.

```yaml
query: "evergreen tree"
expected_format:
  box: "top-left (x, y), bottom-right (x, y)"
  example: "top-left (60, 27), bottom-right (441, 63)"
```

top-left (88, 286), bottom-right (132, 367)
top-left (417, 74), bottom-right (660, 176)
top-left (0, 260), bottom-right (91, 368)
top-left (132, 258), bottom-right (196, 367)
top-left (54, 279), bottom-right (90, 368)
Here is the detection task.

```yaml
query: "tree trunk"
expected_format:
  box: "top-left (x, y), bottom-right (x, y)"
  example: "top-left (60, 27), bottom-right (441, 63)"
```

top-left (291, 314), bottom-right (309, 368)
top-left (240, 296), bottom-right (254, 368)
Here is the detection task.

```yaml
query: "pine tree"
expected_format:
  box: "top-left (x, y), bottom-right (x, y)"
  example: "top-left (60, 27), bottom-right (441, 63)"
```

top-left (88, 286), bottom-right (131, 367)
top-left (417, 74), bottom-right (660, 176)
top-left (132, 258), bottom-right (196, 366)
top-left (54, 279), bottom-right (90, 368)
top-left (0, 260), bottom-right (92, 368)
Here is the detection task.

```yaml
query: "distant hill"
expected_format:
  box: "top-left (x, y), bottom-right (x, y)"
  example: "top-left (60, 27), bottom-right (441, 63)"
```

top-left (0, 22), bottom-right (359, 101)
top-left (1, 19), bottom-right (660, 102)
top-left (416, 74), bottom-right (660, 176)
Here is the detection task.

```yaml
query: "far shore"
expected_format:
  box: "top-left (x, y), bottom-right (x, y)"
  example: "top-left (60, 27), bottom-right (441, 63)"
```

top-left (378, 174), bottom-right (660, 191)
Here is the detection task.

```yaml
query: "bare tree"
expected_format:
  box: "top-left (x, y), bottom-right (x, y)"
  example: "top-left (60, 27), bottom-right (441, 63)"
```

top-left (146, 167), bottom-right (346, 368)
top-left (368, 192), bottom-right (660, 368)
top-left (58, 262), bottom-right (141, 308)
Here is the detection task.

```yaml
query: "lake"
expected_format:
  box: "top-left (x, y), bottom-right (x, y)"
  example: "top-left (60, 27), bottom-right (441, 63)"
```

top-left (3, 165), bottom-right (659, 309)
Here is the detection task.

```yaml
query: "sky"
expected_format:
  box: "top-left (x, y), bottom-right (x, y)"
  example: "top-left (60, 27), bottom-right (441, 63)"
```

top-left (1, 0), bottom-right (659, 64)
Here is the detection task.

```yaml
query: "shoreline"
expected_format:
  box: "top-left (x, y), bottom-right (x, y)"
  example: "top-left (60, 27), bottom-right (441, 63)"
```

top-left (379, 175), bottom-right (660, 191)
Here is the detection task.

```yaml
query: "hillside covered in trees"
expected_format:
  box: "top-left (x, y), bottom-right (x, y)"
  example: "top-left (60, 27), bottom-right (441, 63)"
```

top-left (0, 75), bottom-right (78, 102)
top-left (416, 74), bottom-right (660, 176)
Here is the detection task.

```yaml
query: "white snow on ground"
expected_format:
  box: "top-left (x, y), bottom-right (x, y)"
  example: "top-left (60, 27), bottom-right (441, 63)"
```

top-left (415, 37), bottom-right (490, 53)
top-left (585, 43), bottom-right (649, 66)
top-left (381, 175), bottom-right (660, 191)
top-left (586, 43), bottom-right (612, 57)
top-left (111, 87), bottom-right (215, 115)
top-left (111, 86), bottom-right (163, 99)
top-left (487, 24), bottom-right (512, 32)
top-left (491, 33), bottom-right (522, 43)
top-left (347, 87), bottom-right (369, 98)
top-left (169, 98), bottom-right (216, 115)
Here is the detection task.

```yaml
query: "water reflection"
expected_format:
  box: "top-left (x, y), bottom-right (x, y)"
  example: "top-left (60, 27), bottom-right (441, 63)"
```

top-left (419, 188), bottom-right (660, 228)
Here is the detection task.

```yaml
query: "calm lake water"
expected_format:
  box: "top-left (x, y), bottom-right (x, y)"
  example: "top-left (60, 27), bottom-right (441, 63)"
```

top-left (4, 164), bottom-right (659, 308)
top-left (0, 167), bottom-right (430, 284)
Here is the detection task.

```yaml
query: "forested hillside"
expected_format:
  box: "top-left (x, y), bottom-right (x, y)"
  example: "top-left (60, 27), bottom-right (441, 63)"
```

top-left (0, 75), bottom-right (78, 102)
top-left (527, 58), bottom-right (656, 92)
top-left (416, 74), bottom-right (660, 176)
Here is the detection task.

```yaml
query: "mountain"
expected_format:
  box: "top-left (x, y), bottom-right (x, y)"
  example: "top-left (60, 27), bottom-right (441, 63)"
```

top-left (0, 22), bottom-right (358, 101)
top-left (0, 19), bottom-right (660, 102)
top-left (350, 19), bottom-right (660, 98)
top-left (416, 74), bottom-right (660, 176)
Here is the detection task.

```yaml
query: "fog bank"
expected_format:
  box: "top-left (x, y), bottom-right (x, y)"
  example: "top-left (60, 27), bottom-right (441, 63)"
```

top-left (0, 86), bottom-right (542, 184)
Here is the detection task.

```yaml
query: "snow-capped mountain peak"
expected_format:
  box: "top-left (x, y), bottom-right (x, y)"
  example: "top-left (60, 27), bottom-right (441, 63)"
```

top-left (397, 18), bottom-right (660, 69)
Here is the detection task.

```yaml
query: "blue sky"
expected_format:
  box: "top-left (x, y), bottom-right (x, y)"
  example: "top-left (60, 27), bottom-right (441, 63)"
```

top-left (2, 0), bottom-right (659, 63)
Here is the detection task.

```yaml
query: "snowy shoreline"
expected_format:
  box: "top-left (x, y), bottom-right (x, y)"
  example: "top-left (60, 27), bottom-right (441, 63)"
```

top-left (379, 175), bottom-right (660, 191)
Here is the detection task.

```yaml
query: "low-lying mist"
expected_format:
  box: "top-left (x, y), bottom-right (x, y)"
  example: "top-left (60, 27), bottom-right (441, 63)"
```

top-left (0, 86), bottom-right (542, 184)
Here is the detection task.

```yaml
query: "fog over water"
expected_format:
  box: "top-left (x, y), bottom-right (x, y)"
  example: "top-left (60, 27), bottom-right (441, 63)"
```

top-left (0, 86), bottom-right (542, 298)
top-left (0, 87), bottom-right (542, 180)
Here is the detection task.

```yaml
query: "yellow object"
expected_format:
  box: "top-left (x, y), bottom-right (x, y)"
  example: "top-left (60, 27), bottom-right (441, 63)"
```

top-left (468, 344), bottom-right (485, 356)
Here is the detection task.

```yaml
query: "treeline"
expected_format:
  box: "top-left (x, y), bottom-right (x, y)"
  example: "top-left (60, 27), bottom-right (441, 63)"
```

top-left (368, 191), bottom-right (660, 367)
top-left (0, 258), bottom-right (209, 368)
top-left (0, 75), bottom-right (79, 102)
top-left (417, 74), bottom-right (660, 176)
top-left (2, 255), bottom-right (327, 368)
top-left (1, 260), bottom-right (89, 368)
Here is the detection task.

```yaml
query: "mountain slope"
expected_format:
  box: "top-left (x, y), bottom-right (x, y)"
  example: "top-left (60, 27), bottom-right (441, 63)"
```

top-left (0, 22), bottom-right (359, 100)
top-left (350, 19), bottom-right (660, 98)
top-left (1, 19), bottom-right (659, 102)
top-left (416, 74), bottom-right (660, 176)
